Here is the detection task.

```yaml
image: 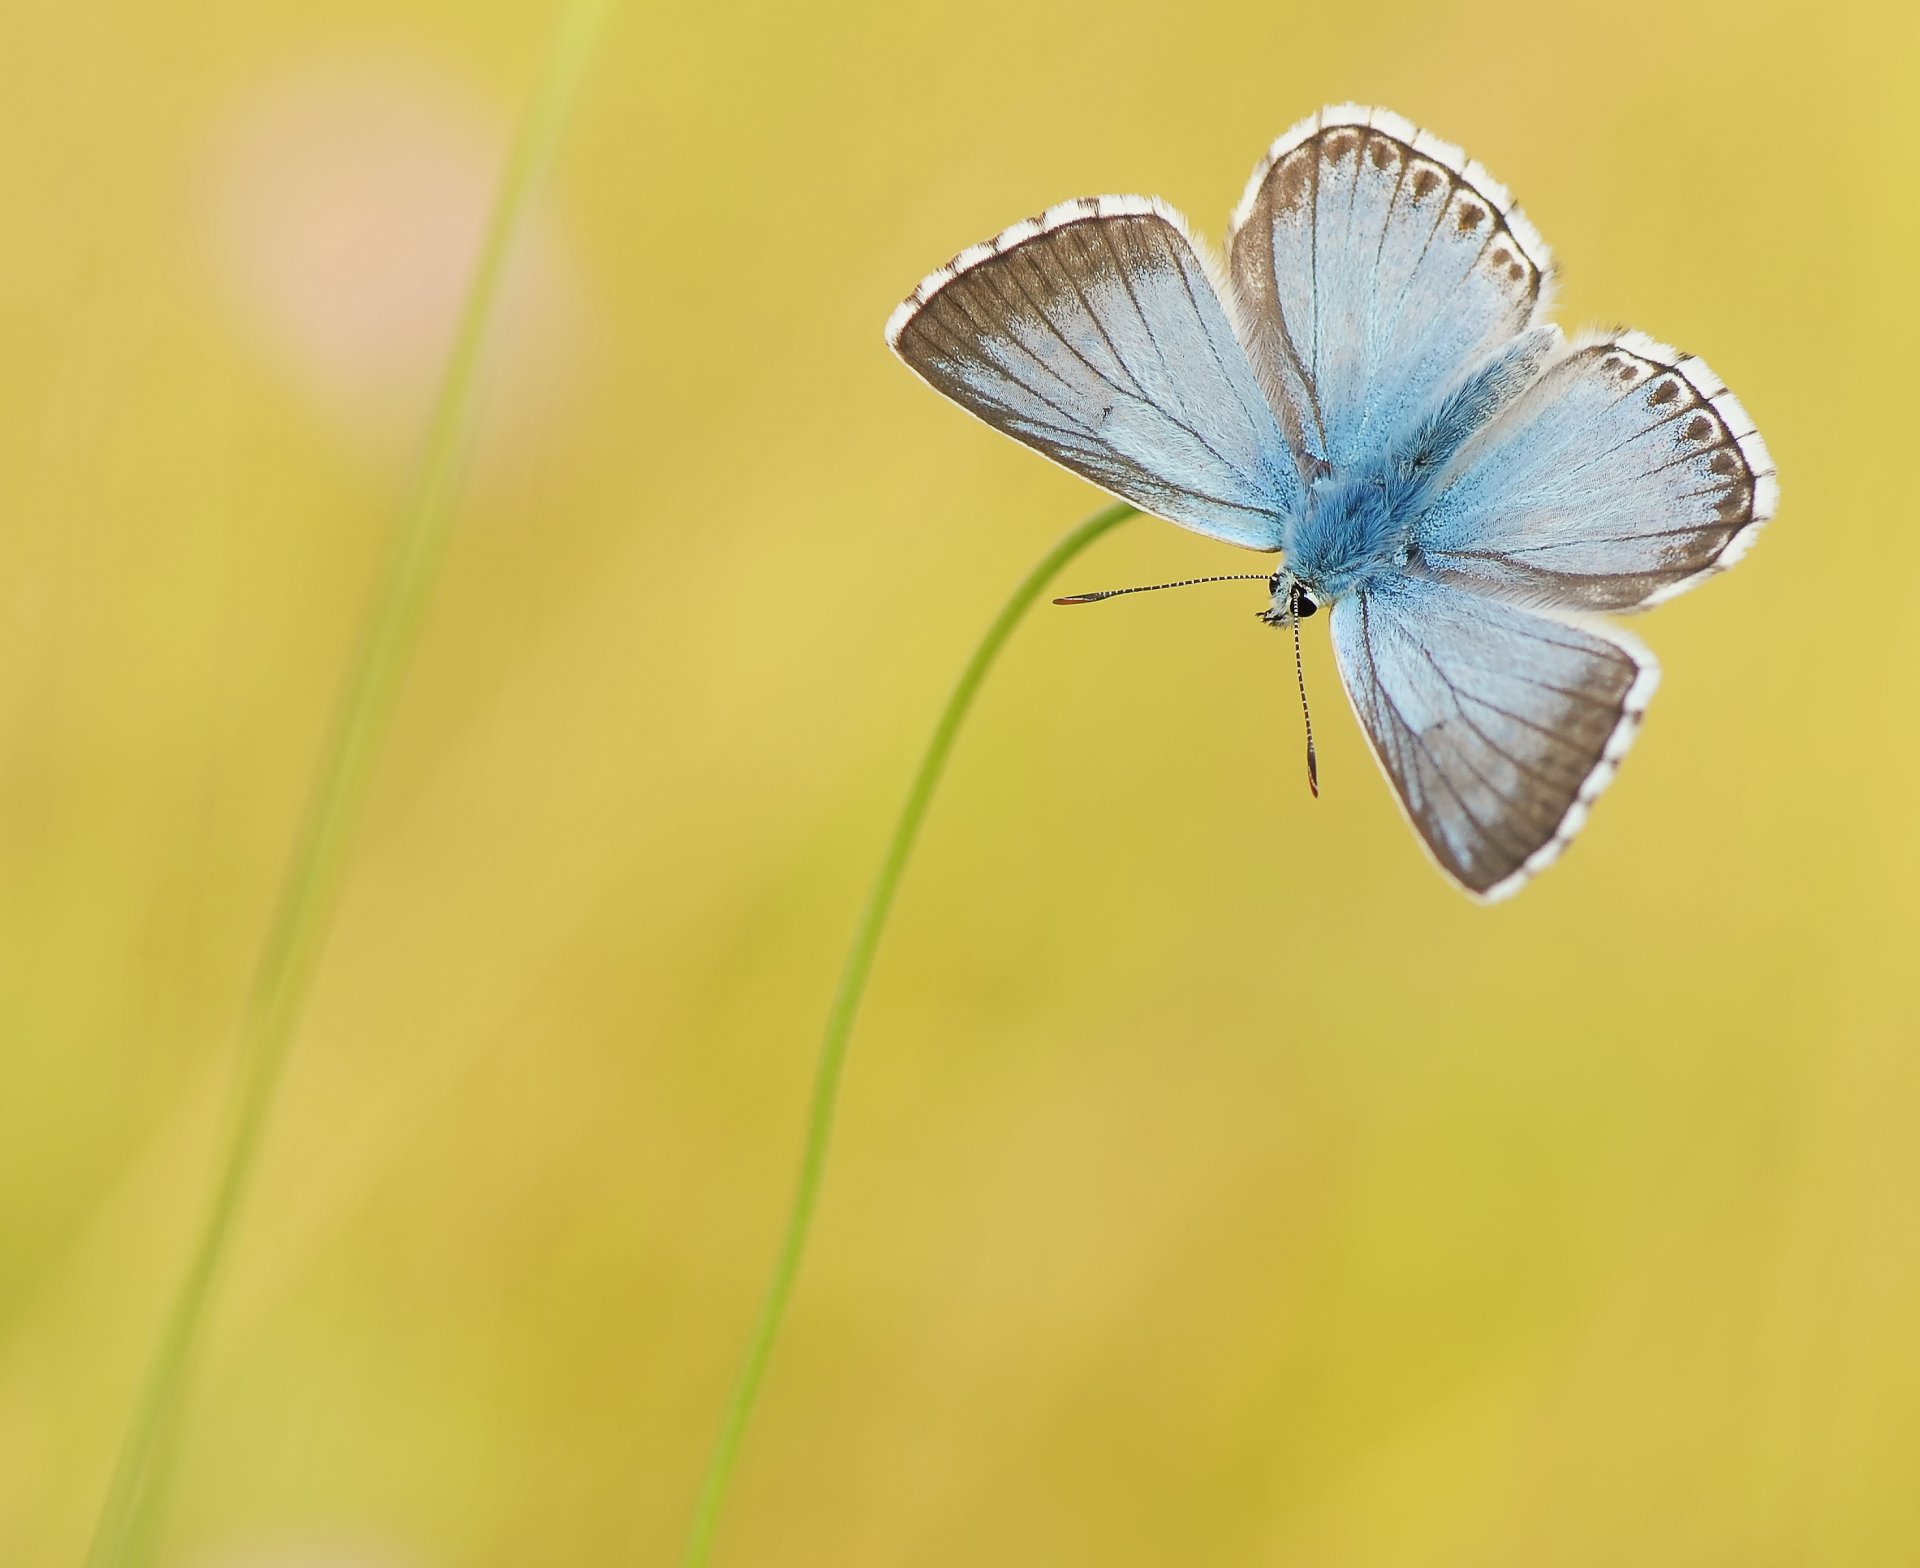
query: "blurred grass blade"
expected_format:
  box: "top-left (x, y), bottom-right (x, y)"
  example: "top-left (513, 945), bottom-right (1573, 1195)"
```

top-left (679, 499), bottom-right (1137, 1568)
top-left (82, 3), bottom-right (617, 1563)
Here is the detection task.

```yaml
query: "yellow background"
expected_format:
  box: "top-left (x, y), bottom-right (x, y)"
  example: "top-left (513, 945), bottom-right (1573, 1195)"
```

top-left (6, 0), bottom-right (1919, 1563)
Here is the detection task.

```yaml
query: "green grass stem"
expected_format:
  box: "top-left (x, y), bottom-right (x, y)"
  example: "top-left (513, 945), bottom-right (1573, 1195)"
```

top-left (678, 499), bottom-right (1138, 1567)
top-left (82, 4), bottom-right (616, 1563)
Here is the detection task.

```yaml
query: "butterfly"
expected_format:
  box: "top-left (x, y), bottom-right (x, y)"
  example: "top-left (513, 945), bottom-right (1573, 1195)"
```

top-left (885, 104), bottom-right (1776, 901)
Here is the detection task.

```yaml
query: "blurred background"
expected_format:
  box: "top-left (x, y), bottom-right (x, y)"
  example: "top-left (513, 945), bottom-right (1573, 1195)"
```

top-left (4, 0), bottom-right (1917, 1563)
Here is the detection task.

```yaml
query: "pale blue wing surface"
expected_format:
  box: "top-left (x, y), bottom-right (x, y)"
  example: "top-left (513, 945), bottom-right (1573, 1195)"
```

top-left (1226, 106), bottom-right (1552, 476)
top-left (887, 198), bottom-right (1301, 550)
top-left (1330, 576), bottom-right (1660, 900)
top-left (1417, 332), bottom-right (1779, 610)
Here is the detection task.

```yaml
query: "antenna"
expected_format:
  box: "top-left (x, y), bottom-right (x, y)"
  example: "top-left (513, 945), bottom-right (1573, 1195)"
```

top-left (1053, 572), bottom-right (1271, 606)
top-left (1291, 581), bottom-right (1318, 798)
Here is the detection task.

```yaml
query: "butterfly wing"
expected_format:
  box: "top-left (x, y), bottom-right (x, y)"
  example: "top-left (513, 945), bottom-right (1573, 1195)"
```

top-left (1227, 105), bottom-right (1552, 476)
top-left (887, 198), bottom-right (1302, 550)
top-left (1330, 575), bottom-right (1659, 900)
top-left (1416, 331), bottom-right (1778, 610)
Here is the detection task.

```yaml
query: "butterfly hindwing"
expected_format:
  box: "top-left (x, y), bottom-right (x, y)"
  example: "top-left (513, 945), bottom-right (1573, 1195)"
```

top-left (1330, 576), bottom-right (1659, 900)
top-left (1417, 332), bottom-right (1779, 610)
top-left (1227, 105), bottom-right (1552, 476)
top-left (888, 199), bottom-right (1301, 550)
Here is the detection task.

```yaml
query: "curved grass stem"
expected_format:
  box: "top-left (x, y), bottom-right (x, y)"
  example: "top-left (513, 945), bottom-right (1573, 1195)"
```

top-left (678, 499), bottom-right (1138, 1568)
top-left (81, 4), bottom-right (616, 1563)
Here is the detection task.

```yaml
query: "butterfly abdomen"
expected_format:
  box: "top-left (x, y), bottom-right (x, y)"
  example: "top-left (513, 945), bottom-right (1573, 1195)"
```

top-left (1286, 471), bottom-right (1414, 602)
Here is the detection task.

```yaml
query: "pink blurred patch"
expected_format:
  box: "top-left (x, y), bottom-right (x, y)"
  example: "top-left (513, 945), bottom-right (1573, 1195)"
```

top-left (204, 60), bottom-right (583, 461)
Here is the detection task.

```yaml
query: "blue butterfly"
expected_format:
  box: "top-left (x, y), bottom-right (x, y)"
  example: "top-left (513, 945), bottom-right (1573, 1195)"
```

top-left (886, 105), bottom-right (1776, 900)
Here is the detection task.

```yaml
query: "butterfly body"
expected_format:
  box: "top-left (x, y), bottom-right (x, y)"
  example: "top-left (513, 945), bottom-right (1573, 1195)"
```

top-left (887, 106), bottom-right (1776, 900)
top-left (1286, 467), bottom-right (1415, 604)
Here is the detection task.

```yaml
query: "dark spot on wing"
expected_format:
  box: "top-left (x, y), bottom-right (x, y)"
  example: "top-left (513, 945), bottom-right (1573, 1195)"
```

top-left (1710, 450), bottom-right (1737, 475)
top-left (1648, 379), bottom-right (1679, 407)
top-left (1368, 135), bottom-right (1398, 171)
top-left (1410, 166), bottom-right (1442, 200)
top-left (1323, 128), bottom-right (1361, 163)
top-left (1684, 414), bottom-right (1714, 442)
top-left (1268, 151), bottom-right (1312, 214)
top-left (1457, 201), bottom-right (1486, 232)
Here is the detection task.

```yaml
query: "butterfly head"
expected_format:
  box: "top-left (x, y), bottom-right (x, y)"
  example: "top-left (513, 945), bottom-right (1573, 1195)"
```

top-left (1260, 573), bottom-right (1320, 627)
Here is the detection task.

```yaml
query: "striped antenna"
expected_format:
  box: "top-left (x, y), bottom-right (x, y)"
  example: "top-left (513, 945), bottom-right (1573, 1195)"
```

top-left (1054, 572), bottom-right (1272, 606)
top-left (1291, 580), bottom-right (1318, 798)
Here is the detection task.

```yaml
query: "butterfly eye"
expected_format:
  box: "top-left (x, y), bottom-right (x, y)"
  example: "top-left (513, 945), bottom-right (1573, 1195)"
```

top-left (1294, 588), bottom-right (1321, 618)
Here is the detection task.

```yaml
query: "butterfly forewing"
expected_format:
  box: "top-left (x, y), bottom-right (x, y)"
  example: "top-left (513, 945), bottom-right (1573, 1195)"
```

top-left (1417, 332), bottom-right (1778, 610)
top-left (1227, 106), bottom-right (1552, 475)
top-left (888, 199), bottom-right (1301, 550)
top-left (1330, 578), bottom-right (1659, 900)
